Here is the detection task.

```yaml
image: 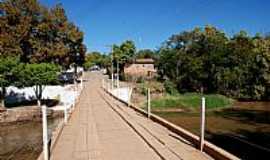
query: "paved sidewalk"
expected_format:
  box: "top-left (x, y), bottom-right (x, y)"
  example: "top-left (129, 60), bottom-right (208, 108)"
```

top-left (50, 72), bottom-right (212, 160)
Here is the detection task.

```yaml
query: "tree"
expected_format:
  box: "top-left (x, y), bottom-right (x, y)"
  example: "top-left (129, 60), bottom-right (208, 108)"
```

top-left (83, 51), bottom-right (108, 69)
top-left (158, 26), bottom-right (228, 93)
top-left (0, 0), bottom-right (86, 67)
top-left (0, 56), bottom-right (20, 108)
top-left (136, 49), bottom-right (156, 59)
top-left (111, 40), bottom-right (136, 79)
top-left (16, 63), bottom-right (60, 106)
top-left (157, 26), bottom-right (270, 100)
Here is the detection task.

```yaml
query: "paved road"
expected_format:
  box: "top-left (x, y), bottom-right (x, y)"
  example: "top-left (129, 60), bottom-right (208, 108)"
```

top-left (50, 72), bottom-right (212, 160)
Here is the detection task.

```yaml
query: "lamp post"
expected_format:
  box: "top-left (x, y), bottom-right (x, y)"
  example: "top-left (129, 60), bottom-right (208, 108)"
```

top-left (75, 53), bottom-right (80, 78)
top-left (117, 60), bottom-right (120, 88)
top-left (74, 53), bottom-right (80, 91)
top-left (111, 53), bottom-right (114, 90)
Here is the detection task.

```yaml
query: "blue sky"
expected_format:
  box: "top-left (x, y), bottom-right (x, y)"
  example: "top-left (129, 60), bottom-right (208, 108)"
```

top-left (40, 0), bottom-right (270, 53)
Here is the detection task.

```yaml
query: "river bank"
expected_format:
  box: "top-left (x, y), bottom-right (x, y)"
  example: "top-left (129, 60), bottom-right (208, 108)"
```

top-left (128, 81), bottom-right (270, 159)
top-left (0, 117), bottom-right (62, 160)
top-left (0, 105), bottom-right (63, 125)
top-left (0, 106), bottom-right (64, 160)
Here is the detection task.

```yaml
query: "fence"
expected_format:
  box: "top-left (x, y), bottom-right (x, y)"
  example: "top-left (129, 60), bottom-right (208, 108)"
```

top-left (39, 72), bottom-right (85, 160)
top-left (102, 77), bottom-right (240, 160)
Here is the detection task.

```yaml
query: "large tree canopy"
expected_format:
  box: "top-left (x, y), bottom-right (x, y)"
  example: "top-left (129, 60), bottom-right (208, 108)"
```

top-left (157, 26), bottom-right (270, 100)
top-left (0, 57), bottom-right (19, 88)
top-left (111, 40), bottom-right (136, 79)
top-left (0, 56), bottom-right (20, 107)
top-left (0, 58), bottom-right (60, 108)
top-left (84, 51), bottom-right (108, 69)
top-left (136, 49), bottom-right (156, 59)
top-left (16, 63), bottom-right (60, 104)
top-left (0, 0), bottom-right (86, 67)
top-left (112, 40), bottom-right (136, 63)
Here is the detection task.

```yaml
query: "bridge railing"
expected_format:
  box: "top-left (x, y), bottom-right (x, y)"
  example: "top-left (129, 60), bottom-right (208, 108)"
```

top-left (102, 77), bottom-right (240, 160)
top-left (38, 72), bottom-right (85, 160)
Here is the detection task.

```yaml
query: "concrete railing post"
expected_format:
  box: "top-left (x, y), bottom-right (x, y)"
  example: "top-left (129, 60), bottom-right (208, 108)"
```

top-left (42, 105), bottom-right (49, 160)
top-left (128, 87), bottom-right (133, 106)
top-left (111, 73), bottom-right (114, 90)
top-left (107, 80), bottom-right (110, 92)
top-left (82, 71), bottom-right (84, 80)
top-left (200, 97), bottom-right (206, 151)
top-left (117, 75), bottom-right (120, 89)
top-left (64, 107), bottom-right (68, 124)
top-left (73, 95), bottom-right (76, 110)
top-left (80, 76), bottom-right (83, 90)
top-left (117, 88), bottom-right (119, 98)
top-left (147, 88), bottom-right (151, 119)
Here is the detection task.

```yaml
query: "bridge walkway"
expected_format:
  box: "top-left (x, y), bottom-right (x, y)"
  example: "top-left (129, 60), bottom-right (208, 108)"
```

top-left (50, 72), bottom-right (212, 160)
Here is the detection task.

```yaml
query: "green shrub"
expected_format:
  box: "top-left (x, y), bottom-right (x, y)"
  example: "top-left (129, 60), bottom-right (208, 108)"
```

top-left (164, 80), bottom-right (178, 95)
top-left (150, 93), bottom-right (233, 111)
top-left (138, 83), bottom-right (147, 95)
top-left (136, 76), bottom-right (145, 83)
top-left (148, 81), bottom-right (164, 93)
top-left (151, 96), bottom-right (183, 109)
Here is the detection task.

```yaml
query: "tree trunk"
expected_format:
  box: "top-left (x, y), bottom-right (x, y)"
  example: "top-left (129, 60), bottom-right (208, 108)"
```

top-left (37, 99), bottom-right (41, 107)
top-left (0, 86), bottom-right (6, 110)
top-left (38, 85), bottom-right (42, 100)
top-left (35, 85), bottom-right (43, 107)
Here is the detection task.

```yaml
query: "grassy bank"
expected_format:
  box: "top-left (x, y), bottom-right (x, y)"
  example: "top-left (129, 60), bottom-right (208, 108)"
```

top-left (150, 93), bottom-right (234, 111)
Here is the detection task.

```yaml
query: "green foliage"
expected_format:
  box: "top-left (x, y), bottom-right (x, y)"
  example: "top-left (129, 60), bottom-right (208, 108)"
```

top-left (83, 61), bottom-right (95, 69)
top-left (136, 49), bottom-right (156, 59)
top-left (111, 40), bottom-right (136, 79)
top-left (114, 40), bottom-right (136, 62)
top-left (0, 55), bottom-right (60, 105)
top-left (18, 63), bottom-right (60, 87)
top-left (157, 26), bottom-right (270, 100)
top-left (151, 96), bottom-right (183, 109)
top-left (136, 77), bottom-right (145, 83)
top-left (150, 93), bottom-right (233, 111)
top-left (138, 82), bottom-right (148, 95)
top-left (84, 52), bottom-right (108, 69)
top-left (136, 80), bottom-right (164, 96)
top-left (0, 57), bottom-right (20, 87)
top-left (164, 80), bottom-right (178, 95)
top-left (0, 0), bottom-right (86, 67)
top-left (16, 63), bottom-right (60, 100)
top-left (147, 81), bottom-right (165, 93)
top-left (0, 56), bottom-right (20, 107)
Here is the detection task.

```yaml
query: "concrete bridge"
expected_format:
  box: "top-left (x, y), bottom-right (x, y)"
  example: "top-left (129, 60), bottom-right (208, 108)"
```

top-left (44, 72), bottom-right (239, 160)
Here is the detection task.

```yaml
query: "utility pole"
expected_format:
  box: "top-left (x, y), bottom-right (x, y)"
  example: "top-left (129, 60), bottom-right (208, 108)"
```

top-left (111, 49), bottom-right (114, 90)
top-left (106, 45), bottom-right (114, 90)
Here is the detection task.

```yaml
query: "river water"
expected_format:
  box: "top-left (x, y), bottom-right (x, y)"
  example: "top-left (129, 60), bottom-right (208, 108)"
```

top-left (155, 102), bottom-right (270, 160)
top-left (0, 118), bottom-right (62, 160)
